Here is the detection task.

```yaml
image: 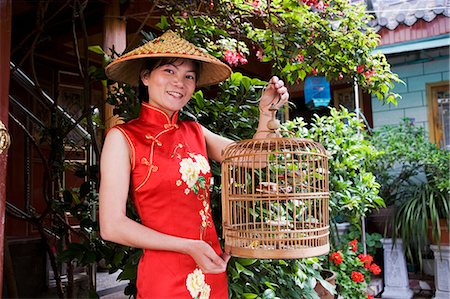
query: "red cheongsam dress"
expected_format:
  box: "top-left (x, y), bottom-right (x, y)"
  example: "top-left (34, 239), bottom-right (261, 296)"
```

top-left (114, 102), bottom-right (228, 299)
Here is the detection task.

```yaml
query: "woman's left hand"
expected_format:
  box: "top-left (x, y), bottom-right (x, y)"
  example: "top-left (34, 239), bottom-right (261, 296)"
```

top-left (258, 76), bottom-right (289, 115)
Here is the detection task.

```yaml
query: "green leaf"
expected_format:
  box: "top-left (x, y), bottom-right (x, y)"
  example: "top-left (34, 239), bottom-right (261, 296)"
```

top-left (241, 77), bottom-right (251, 91)
top-left (298, 69), bottom-right (306, 80)
top-left (237, 258), bottom-right (258, 266)
top-left (192, 184), bottom-right (199, 195)
top-left (157, 16), bottom-right (169, 30)
top-left (198, 176), bottom-right (206, 188)
top-left (262, 289), bottom-right (276, 299)
top-left (88, 45), bottom-right (105, 55)
top-left (235, 261), bottom-right (255, 277)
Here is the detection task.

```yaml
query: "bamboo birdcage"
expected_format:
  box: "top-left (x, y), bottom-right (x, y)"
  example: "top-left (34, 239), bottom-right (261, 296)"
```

top-left (221, 108), bottom-right (330, 259)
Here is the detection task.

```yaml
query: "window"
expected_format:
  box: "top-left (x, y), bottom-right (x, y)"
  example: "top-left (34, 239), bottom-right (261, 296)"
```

top-left (427, 82), bottom-right (450, 150)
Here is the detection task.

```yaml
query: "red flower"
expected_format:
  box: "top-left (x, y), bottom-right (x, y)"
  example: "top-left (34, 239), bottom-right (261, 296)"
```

top-left (368, 295), bottom-right (374, 299)
top-left (301, 0), bottom-right (326, 10)
top-left (349, 239), bottom-right (358, 252)
top-left (301, 0), bottom-right (317, 6)
top-left (351, 271), bottom-right (365, 283)
top-left (356, 65), bottom-right (365, 73)
top-left (297, 54), bottom-right (305, 62)
top-left (370, 263), bottom-right (382, 275)
top-left (311, 68), bottom-right (317, 75)
top-left (363, 68), bottom-right (376, 79)
top-left (329, 251), bottom-right (343, 265)
top-left (358, 254), bottom-right (373, 268)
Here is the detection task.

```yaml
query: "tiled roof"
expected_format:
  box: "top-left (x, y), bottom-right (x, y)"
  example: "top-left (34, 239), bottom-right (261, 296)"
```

top-left (351, 0), bottom-right (450, 31)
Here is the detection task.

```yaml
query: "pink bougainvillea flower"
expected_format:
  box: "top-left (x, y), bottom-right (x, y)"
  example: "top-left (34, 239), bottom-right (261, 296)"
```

top-left (351, 271), bottom-right (365, 283)
top-left (302, 0), bottom-right (317, 6)
top-left (316, 1), bottom-right (325, 11)
top-left (256, 49), bottom-right (263, 62)
top-left (363, 68), bottom-right (376, 79)
top-left (250, 0), bottom-right (260, 7)
top-left (249, 0), bottom-right (264, 14)
top-left (224, 50), bottom-right (237, 66)
top-left (224, 50), bottom-right (248, 67)
top-left (301, 0), bottom-right (327, 11)
top-left (356, 65), bottom-right (365, 73)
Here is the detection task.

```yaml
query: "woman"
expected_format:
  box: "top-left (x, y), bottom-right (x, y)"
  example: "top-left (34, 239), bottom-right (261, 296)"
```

top-left (99, 30), bottom-right (289, 299)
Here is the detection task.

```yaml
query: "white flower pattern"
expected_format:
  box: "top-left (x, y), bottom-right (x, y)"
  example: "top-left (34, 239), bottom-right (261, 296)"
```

top-left (192, 153), bottom-right (210, 174)
top-left (186, 268), bottom-right (210, 299)
top-left (179, 157), bottom-right (200, 189)
top-left (199, 283), bottom-right (211, 299)
top-left (178, 152), bottom-right (213, 298)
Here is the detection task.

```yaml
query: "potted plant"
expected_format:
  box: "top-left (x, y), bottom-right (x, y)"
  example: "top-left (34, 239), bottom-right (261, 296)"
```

top-left (391, 156), bottom-right (450, 267)
top-left (367, 119), bottom-right (432, 237)
top-left (328, 239), bottom-right (382, 298)
top-left (370, 120), bottom-right (450, 268)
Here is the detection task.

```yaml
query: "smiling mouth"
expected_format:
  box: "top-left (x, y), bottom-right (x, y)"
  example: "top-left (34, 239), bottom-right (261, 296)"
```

top-left (167, 91), bottom-right (184, 98)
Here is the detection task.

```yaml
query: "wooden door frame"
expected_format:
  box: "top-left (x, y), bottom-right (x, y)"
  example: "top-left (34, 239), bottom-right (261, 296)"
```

top-left (426, 80), bottom-right (450, 147)
top-left (0, 0), bottom-right (12, 295)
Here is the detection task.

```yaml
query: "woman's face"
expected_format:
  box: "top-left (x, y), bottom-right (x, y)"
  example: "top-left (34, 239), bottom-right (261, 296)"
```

top-left (141, 59), bottom-right (197, 117)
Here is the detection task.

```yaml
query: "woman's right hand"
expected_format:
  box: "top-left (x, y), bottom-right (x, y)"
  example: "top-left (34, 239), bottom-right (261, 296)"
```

top-left (186, 240), bottom-right (230, 274)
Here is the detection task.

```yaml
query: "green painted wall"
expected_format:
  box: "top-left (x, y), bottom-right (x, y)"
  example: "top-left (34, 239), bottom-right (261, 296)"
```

top-left (371, 46), bottom-right (449, 131)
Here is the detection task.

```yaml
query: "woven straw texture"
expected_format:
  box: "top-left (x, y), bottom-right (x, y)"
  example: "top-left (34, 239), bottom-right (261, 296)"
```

top-left (105, 30), bottom-right (232, 87)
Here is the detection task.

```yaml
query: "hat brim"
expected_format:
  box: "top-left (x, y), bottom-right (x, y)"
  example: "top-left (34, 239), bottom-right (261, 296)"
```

top-left (105, 53), bottom-right (232, 88)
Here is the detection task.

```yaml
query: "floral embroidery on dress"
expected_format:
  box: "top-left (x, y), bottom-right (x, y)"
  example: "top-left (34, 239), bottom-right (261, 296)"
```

top-left (171, 143), bottom-right (184, 158)
top-left (186, 268), bottom-right (211, 299)
top-left (179, 153), bottom-right (210, 192)
top-left (179, 157), bottom-right (201, 189)
top-left (200, 201), bottom-right (210, 228)
top-left (177, 152), bottom-right (213, 238)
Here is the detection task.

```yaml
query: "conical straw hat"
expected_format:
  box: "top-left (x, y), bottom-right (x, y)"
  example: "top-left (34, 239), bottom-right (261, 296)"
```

top-left (105, 30), bottom-right (232, 87)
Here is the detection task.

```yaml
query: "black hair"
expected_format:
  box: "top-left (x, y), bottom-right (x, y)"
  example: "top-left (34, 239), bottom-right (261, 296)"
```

top-left (137, 58), bottom-right (202, 103)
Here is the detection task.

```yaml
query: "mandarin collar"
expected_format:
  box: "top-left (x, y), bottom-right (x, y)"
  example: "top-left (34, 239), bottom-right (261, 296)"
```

top-left (139, 102), bottom-right (179, 128)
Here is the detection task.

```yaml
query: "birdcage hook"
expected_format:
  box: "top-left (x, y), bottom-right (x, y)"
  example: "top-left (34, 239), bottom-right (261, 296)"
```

top-left (266, 103), bottom-right (281, 137)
